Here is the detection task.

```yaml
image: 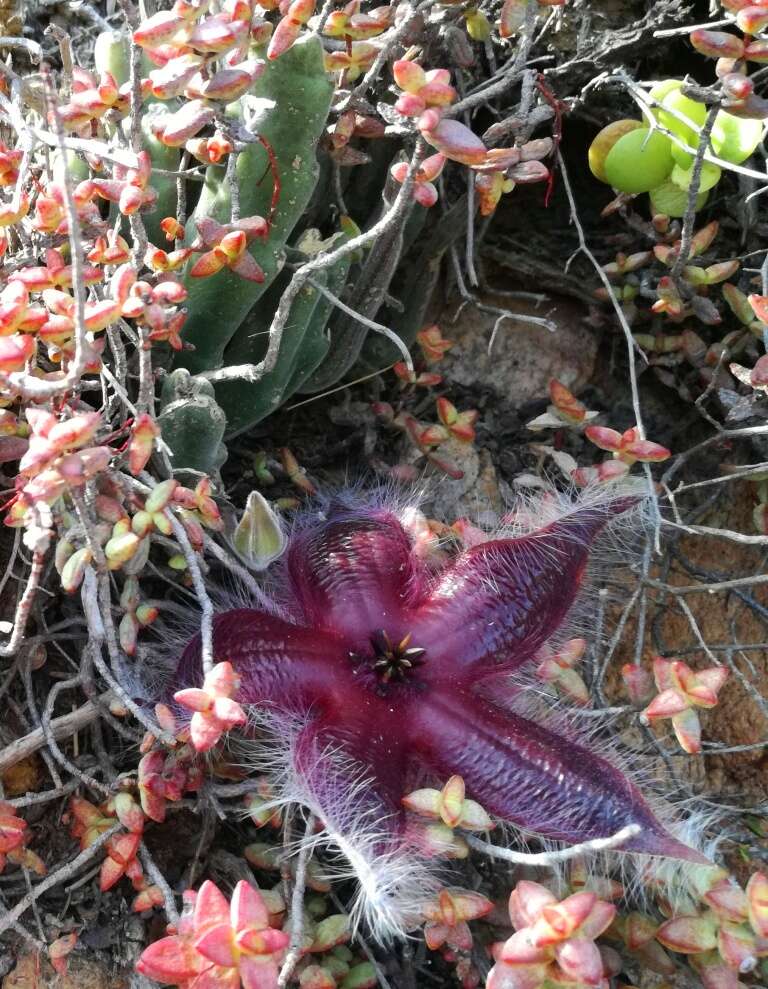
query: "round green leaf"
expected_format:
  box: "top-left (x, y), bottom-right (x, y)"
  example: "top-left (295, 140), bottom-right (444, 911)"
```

top-left (604, 128), bottom-right (674, 193)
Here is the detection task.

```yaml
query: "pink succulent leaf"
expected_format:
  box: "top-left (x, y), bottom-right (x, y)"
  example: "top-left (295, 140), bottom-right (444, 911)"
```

top-left (194, 217), bottom-right (229, 248)
top-left (554, 938), bottom-right (604, 986)
top-left (193, 922), bottom-right (238, 967)
top-left (231, 880), bottom-right (270, 932)
top-left (747, 872), bottom-right (768, 937)
top-left (695, 666), bottom-right (730, 696)
top-left (238, 957), bottom-right (282, 989)
top-left (498, 929), bottom-right (551, 965)
top-left (578, 900), bottom-right (617, 940)
top-left (671, 707), bottom-right (703, 754)
top-left (652, 656), bottom-right (676, 691)
top-left (230, 252), bottom-right (266, 282)
top-left (643, 688), bottom-right (689, 720)
top-left (189, 712), bottom-right (228, 752)
top-left (174, 687), bottom-right (212, 712)
top-left (509, 882), bottom-right (558, 929)
top-left (530, 893), bottom-right (596, 946)
top-left (135, 934), bottom-right (208, 983)
top-left (486, 960), bottom-right (549, 989)
top-left (657, 914), bottom-right (719, 953)
top-left (194, 879), bottom-right (231, 929)
top-left (203, 661), bottom-right (240, 697)
top-left (717, 922), bottom-right (758, 971)
top-left (237, 927), bottom-right (289, 955)
top-left (584, 426), bottom-right (623, 452)
top-left (211, 696), bottom-right (247, 727)
top-left (697, 960), bottom-right (744, 989)
top-left (419, 118), bottom-right (488, 166)
top-left (704, 881), bottom-right (749, 924)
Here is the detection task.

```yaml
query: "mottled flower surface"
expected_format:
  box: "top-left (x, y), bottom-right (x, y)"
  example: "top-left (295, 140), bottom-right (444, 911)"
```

top-left (171, 491), bottom-right (704, 935)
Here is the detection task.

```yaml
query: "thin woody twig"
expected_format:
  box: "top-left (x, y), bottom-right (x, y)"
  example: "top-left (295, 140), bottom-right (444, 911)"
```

top-left (278, 814), bottom-right (315, 988)
top-left (0, 824), bottom-right (120, 938)
top-left (140, 842), bottom-right (181, 924)
top-left (0, 697), bottom-right (104, 775)
top-left (307, 277), bottom-right (414, 369)
top-left (645, 573), bottom-right (768, 595)
top-left (557, 150), bottom-right (661, 541)
top-left (0, 548), bottom-right (46, 658)
top-left (165, 510), bottom-right (215, 677)
top-left (466, 824), bottom-right (642, 865)
top-left (670, 105), bottom-right (719, 281)
top-left (653, 17), bottom-right (731, 35)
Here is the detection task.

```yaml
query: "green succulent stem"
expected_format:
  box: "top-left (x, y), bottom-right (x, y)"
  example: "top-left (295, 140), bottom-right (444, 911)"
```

top-left (174, 35), bottom-right (334, 374)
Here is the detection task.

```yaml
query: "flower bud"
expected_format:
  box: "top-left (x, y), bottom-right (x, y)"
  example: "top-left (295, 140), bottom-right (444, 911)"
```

top-left (232, 490), bottom-right (285, 569)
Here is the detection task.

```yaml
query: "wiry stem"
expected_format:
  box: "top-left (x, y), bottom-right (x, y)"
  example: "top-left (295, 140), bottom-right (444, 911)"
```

top-left (278, 814), bottom-right (315, 988)
top-left (466, 823), bottom-right (642, 865)
top-left (0, 824), bottom-right (120, 938)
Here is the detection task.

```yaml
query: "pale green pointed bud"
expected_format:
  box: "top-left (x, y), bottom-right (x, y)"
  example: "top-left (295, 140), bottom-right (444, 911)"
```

top-left (119, 612), bottom-right (139, 655)
top-left (261, 886), bottom-right (286, 918)
top-left (136, 603), bottom-right (159, 626)
top-left (55, 537), bottom-right (75, 576)
top-left (61, 547), bottom-right (92, 592)
top-left (111, 517), bottom-right (132, 538)
top-left (253, 451), bottom-right (275, 485)
top-left (421, 822), bottom-right (469, 858)
top-left (232, 490), bottom-right (285, 570)
top-left (123, 534), bottom-right (151, 575)
top-left (458, 797), bottom-right (495, 831)
top-left (145, 478), bottom-right (178, 514)
top-left (131, 510), bottom-right (153, 538)
top-left (113, 791), bottom-right (144, 833)
top-left (305, 859), bottom-right (332, 893)
top-left (244, 842), bottom-right (281, 871)
top-left (311, 914), bottom-right (350, 952)
top-left (105, 532), bottom-right (141, 568)
top-left (120, 575), bottom-right (140, 612)
top-left (657, 913), bottom-right (719, 953)
top-left (152, 511), bottom-right (173, 536)
top-left (402, 786), bottom-right (442, 818)
top-left (439, 774), bottom-right (465, 827)
top-left (167, 553), bottom-right (187, 571)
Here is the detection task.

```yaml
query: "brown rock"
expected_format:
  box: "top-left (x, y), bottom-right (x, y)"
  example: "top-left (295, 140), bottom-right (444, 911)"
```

top-left (0, 0), bottom-right (21, 36)
top-left (440, 291), bottom-right (597, 405)
top-left (410, 439), bottom-right (503, 523)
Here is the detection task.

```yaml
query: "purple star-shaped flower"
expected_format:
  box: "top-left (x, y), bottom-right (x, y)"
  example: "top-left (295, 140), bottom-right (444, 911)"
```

top-left (172, 491), bottom-right (704, 935)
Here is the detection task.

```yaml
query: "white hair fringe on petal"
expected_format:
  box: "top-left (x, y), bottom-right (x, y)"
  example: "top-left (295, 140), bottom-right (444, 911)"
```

top-left (233, 707), bottom-right (443, 942)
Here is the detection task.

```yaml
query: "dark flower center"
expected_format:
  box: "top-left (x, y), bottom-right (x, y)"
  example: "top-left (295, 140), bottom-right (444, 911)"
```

top-left (370, 629), bottom-right (426, 683)
top-left (349, 629), bottom-right (426, 685)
